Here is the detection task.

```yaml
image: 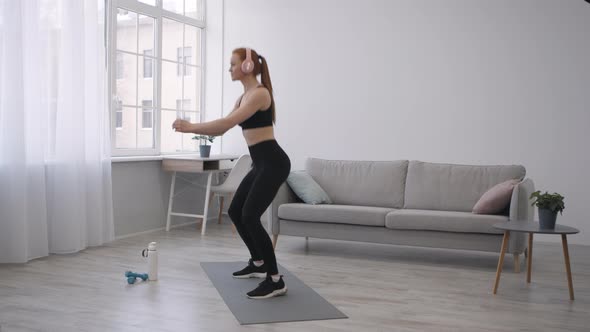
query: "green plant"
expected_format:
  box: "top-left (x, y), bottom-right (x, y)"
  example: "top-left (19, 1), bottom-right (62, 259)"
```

top-left (191, 135), bottom-right (216, 146)
top-left (529, 191), bottom-right (565, 215)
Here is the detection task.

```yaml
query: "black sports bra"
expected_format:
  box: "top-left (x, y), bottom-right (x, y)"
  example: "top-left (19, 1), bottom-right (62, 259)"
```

top-left (237, 87), bottom-right (273, 130)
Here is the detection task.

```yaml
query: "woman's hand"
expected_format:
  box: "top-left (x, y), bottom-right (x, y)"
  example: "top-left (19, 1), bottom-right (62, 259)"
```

top-left (172, 119), bottom-right (193, 133)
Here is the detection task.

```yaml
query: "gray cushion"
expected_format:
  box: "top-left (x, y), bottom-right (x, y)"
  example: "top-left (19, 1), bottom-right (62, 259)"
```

top-left (278, 203), bottom-right (395, 227)
top-left (404, 161), bottom-right (526, 212)
top-left (385, 209), bottom-right (507, 234)
top-left (286, 171), bottom-right (332, 204)
top-left (305, 158), bottom-right (409, 208)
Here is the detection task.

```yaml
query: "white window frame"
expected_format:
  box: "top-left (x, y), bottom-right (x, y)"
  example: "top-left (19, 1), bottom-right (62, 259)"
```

top-left (108, 0), bottom-right (206, 157)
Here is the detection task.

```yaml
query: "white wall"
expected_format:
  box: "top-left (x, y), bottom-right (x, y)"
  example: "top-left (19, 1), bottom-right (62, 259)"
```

top-left (214, 0), bottom-right (590, 245)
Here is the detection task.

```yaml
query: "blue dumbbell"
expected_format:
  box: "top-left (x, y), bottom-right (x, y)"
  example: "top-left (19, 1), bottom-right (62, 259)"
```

top-left (125, 271), bottom-right (149, 284)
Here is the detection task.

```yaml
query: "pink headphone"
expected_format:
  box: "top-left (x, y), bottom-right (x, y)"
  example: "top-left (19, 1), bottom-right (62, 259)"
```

top-left (241, 48), bottom-right (255, 74)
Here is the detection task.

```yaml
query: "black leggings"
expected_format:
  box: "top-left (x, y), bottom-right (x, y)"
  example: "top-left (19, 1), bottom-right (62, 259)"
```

top-left (227, 139), bottom-right (291, 275)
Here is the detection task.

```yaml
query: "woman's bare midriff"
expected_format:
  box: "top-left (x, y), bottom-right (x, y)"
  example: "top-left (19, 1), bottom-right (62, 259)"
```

top-left (243, 126), bottom-right (275, 147)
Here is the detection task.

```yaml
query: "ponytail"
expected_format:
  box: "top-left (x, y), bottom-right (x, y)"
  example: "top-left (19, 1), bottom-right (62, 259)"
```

top-left (259, 56), bottom-right (276, 124)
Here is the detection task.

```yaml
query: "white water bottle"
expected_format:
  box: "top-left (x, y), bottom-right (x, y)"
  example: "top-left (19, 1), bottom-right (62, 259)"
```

top-left (142, 242), bottom-right (158, 281)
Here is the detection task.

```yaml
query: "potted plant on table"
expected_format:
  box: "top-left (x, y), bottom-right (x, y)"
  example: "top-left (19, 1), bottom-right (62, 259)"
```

top-left (192, 135), bottom-right (217, 158)
top-left (529, 191), bottom-right (565, 229)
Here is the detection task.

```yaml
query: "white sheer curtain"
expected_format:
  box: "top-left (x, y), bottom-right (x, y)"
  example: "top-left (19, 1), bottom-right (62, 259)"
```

top-left (0, 0), bottom-right (114, 263)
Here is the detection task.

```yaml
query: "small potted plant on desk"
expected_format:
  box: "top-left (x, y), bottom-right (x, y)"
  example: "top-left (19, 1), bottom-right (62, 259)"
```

top-left (530, 190), bottom-right (565, 229)
top-left (192, 135), bottom-right (217, 158)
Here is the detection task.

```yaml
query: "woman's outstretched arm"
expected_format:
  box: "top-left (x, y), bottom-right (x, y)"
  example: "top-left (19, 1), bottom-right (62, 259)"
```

top-left (172, 88), bottom-right (270, 135)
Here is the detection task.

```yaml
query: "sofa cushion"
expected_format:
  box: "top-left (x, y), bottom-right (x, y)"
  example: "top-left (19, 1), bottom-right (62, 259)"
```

top-left (278, 203), bottom-right (395, 227)
top-left (305, 158), bottom-right (409, 208)
top-left (286, 171), bottom-right (333, 204)
top-left (472, 179), bottom-right (520, 214)
top-left (385, 209), bottom-right (507, 234)
top-left (404, 161), bottom-right (526, 212)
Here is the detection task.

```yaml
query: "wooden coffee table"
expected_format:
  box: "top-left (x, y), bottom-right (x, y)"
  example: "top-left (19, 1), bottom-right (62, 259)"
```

top-left (492, 221), bottom-right (580, 300)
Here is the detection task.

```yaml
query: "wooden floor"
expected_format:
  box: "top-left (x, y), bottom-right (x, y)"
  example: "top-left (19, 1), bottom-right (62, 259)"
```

top-left (1, 218), bottom-right (589, 332)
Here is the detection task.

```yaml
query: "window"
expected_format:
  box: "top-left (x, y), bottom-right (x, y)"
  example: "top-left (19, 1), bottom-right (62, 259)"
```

top-left (110, 0), bottom-right (204, 156)
top-left (143, 49), bottom-right (153, 78)
top-left (177, 46), bottom-right (192, 76)
top-left (142, 100), bottom-right (153, 129)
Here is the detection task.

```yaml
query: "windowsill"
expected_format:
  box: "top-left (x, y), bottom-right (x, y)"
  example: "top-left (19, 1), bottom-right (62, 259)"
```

top-left (111, 153), bottom-right (201, 163)
top-left (111, 155), bottom-right (164, 162)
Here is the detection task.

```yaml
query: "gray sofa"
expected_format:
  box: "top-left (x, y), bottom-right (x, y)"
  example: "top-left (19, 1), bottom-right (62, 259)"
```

top-left (268, 158), bottom-right (535, 271)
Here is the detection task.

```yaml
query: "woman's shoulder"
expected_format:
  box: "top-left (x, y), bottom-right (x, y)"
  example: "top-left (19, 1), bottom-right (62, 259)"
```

top-left (255, 84), bottom-right (270, 95)
top-left (246, 86), bottom-right (271, 104)
top-left (236, 85), bottom-right (270, 110)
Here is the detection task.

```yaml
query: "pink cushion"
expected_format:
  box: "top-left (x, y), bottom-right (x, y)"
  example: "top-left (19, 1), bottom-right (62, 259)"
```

top-left (472, 179), bottom-right (521, 214)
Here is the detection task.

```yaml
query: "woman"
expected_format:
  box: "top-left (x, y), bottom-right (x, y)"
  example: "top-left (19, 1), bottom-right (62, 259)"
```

top-left (172, 47), bottom-right (291, 299)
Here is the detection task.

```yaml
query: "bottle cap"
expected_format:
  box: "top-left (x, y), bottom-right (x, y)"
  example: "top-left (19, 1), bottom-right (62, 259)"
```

top-left (148, 242), bottom-right (157, 250)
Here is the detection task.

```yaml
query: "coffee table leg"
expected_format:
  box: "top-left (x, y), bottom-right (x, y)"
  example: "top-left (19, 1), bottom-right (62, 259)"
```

top-left (527, 233), bottom-right (533, 283)
top-left (561, 234), bottom-right (575, 300)
top-left (493, 231), bottom-right (510, 294)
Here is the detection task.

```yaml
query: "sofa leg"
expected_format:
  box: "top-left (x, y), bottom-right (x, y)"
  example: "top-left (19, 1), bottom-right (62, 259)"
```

top-left (513, 253), bottom-right (521, 273)
top-left (272, 234), bottom-right (278, 250)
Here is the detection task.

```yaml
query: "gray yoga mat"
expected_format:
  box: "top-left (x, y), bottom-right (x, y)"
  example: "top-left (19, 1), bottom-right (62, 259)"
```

top-left (200, 261), bottom-right (348, 325)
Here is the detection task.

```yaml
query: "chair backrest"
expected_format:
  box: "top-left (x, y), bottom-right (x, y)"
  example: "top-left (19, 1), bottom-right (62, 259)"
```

top-left (219, 154), bottom-right (252, 190)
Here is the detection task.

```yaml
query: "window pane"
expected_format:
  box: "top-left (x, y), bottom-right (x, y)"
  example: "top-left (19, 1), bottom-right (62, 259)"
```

top-left (185, 0), bottom-right (203, 20)
top-left (141, 109), bottom-right (152, 129)
top-left (115, 101), bottom-right (123, 128)
top-left (162, 18), bottom-right (183, 61)
top-left (176, 99), bottom-right (191, 119)
top-left (138, 15), bottom-right (155, 55)
top-left (116, 9), bottom-right (137, 53)
top-left (176, 47), bottom-right (183, 75)
top-left (141, 100), bottom-right (153, 130)
top-left (116, 53), bottom-right (124, 79)
top-left (115, 107), bottom-right (137, 149)
top-left (142, 51), bottom-right (154, 78)
top-left (181, 111), bottom-right (200, 151)
top-left (184, 66), bottom-right (200, 111)
top-left (163, 0), bottom-right (183, 15)
top-left (161, 60), bottom-right (182, 110)
top-left (184, 46), bottom-right (192, 75)
top-left (185, 24), bottom-right (201, 67)
top-left (138, 55), bottom-right (154, 104)
top-left (160, 111), bottom-right (199, 153)
top-left (115, 52), bottom-right (137, 106)
top-left (160, 110), bottom-right (182, 153)
top-left (116, 110), bottom-right (123, 128)
top-left (176, 46), bottom-right (192, 76)
top-left (139, 108), bottom-right (155, 148)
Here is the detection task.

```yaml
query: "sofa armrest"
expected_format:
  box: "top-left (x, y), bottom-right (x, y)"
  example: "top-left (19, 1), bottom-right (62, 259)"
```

top-left (507, 178), bottom-right (535, 253)
top-left (266, 182), bottom-right (299, 235)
